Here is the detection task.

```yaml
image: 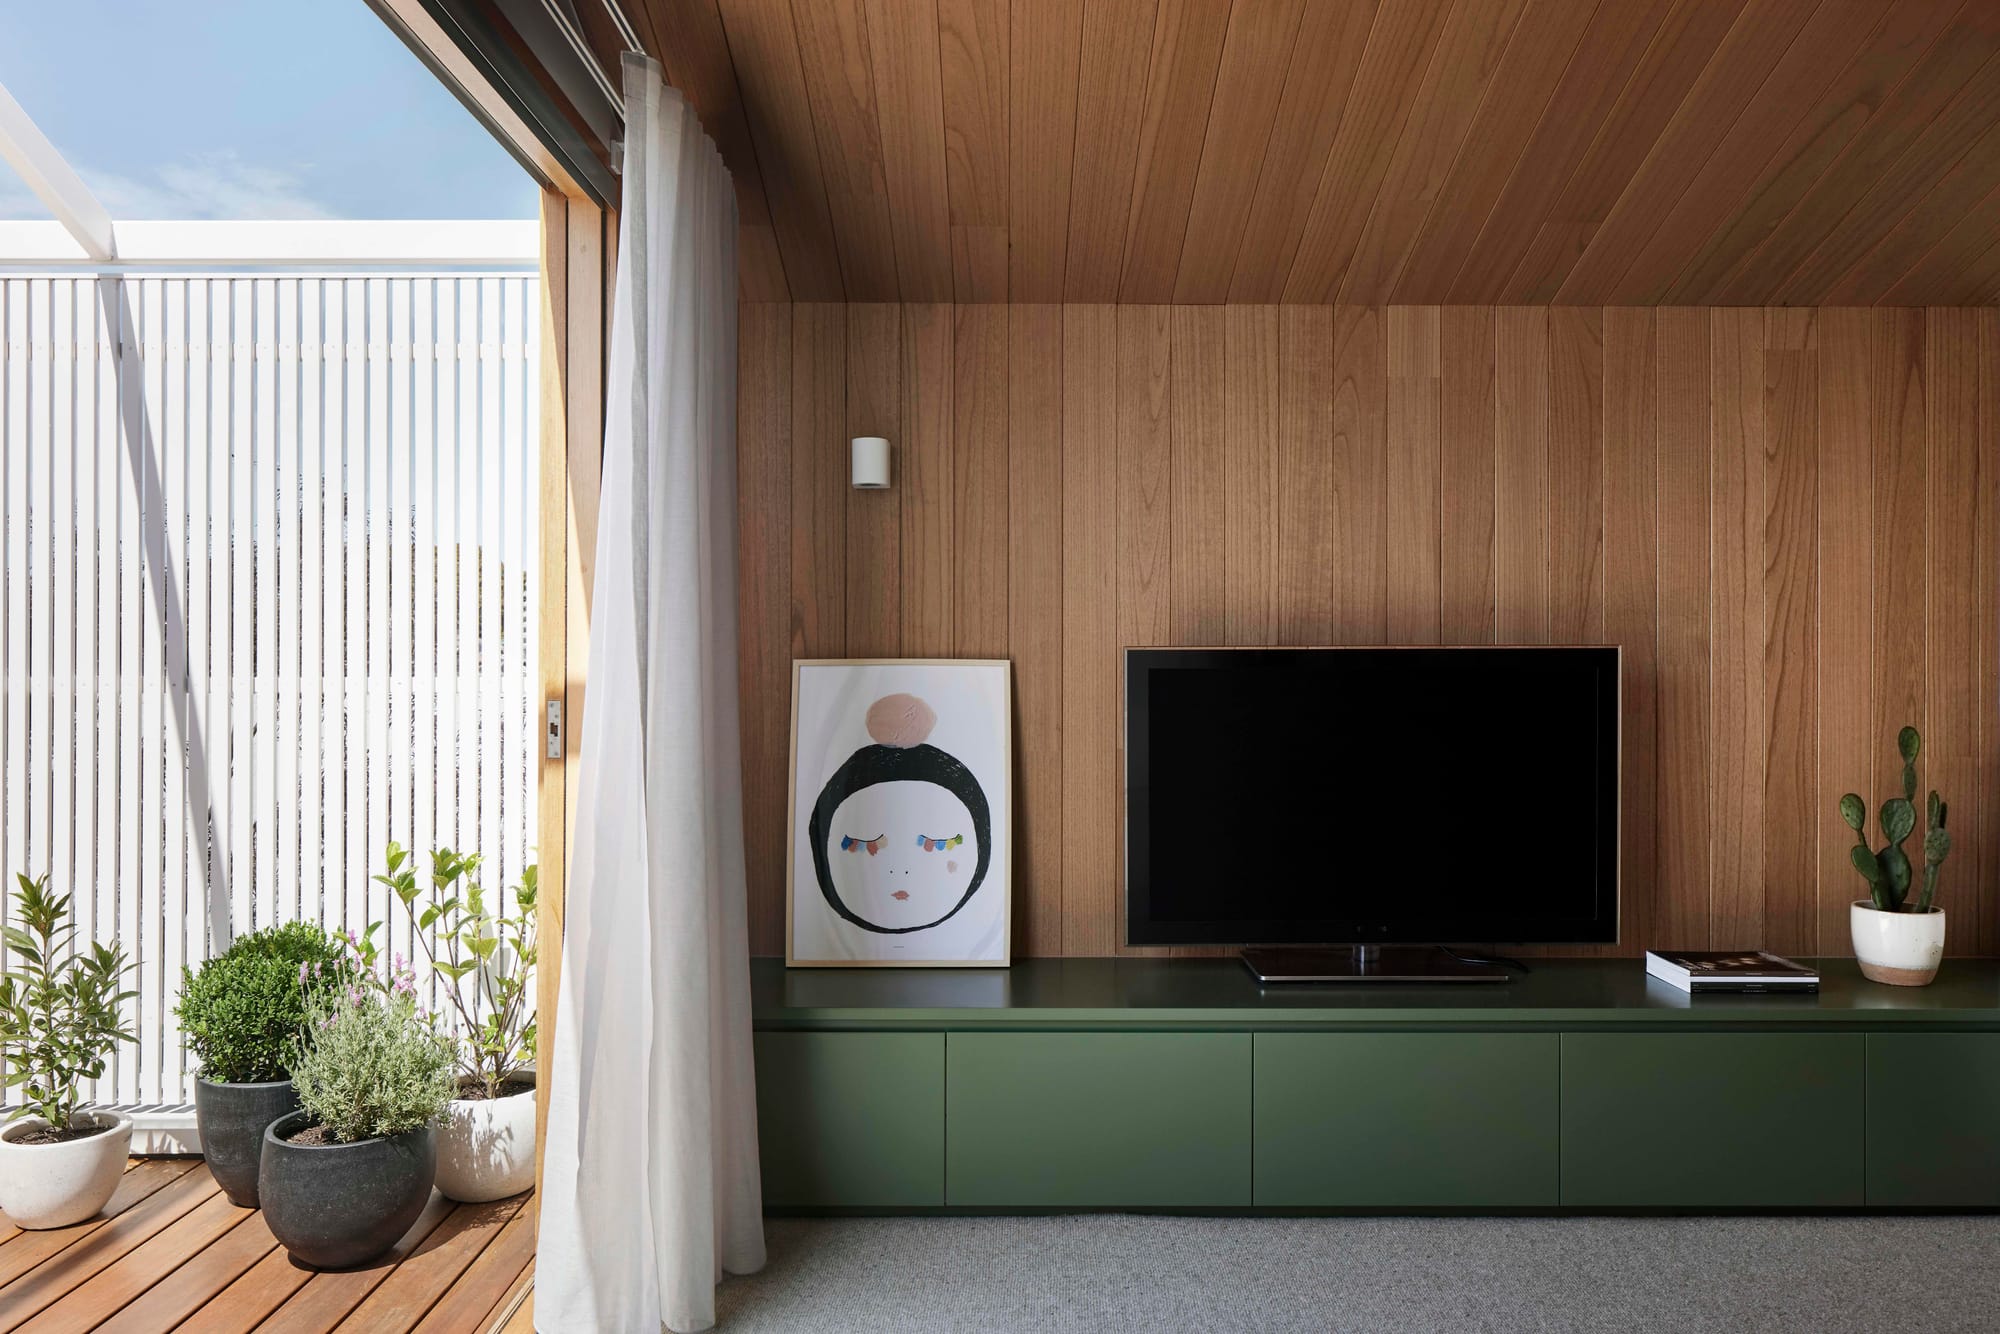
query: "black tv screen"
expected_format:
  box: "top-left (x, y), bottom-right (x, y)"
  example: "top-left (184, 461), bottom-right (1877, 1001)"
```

top-left (1124, 646), bottom-right (1619, 947)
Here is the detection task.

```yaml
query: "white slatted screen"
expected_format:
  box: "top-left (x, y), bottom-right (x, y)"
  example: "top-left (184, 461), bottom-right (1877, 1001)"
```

top-left (0, 272), bottom-right (540, 1108)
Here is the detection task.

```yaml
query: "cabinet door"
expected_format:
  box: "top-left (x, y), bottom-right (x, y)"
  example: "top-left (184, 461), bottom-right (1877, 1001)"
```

top-left (1255, 1033), bottom-right (1559, 1206)
top-left (946, 1033), bottom-right (1252, 1206)
top-left (1561, 1033), bottom-right (1863, 1207)
top-left (1867, 1034), bottom-right (2000, 1206)
top-left (755, 1032), bottom-right (944, 1207)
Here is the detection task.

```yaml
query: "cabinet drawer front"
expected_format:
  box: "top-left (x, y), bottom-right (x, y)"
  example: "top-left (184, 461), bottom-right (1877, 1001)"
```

top-left (1255, 1034), bottom-right (1558, 1206)
top-left (946, 1033), bottom-right (1252, 1206)
top-left (755, 1032), bottom-right (944, 1207)
top-left (1867, 1034), bottom-right (2000, 1206)
top-left (1561, 1033), bottom-right (1863, 1207)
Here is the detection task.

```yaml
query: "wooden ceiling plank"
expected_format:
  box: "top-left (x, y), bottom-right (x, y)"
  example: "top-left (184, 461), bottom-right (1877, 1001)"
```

top-left (1278, 0), bottom-right (1455, 303)
top-left (1171, 0), bottom-right (1308, 303)
top-left (1223, 0), bottom-right (1379, 303)
top-left (644, 0), bottom-right (791, 298)
top-left (1496, 0), bottom-right (1749, 303)
top-left (717, 0), bottom-right (848, 299)
top-left (939, 0), bottom-right (1010, 301)
top-left (1065, 0), bottom-right (1163, 301)
top-left (791, 0), bottom-right (903, 298)
top-left (1542, 0), bottom-right (1813, 304)
top-left (1662, 0), bottom-right (1961, 304)
top-left (1823, 113), bottom-right (2000, 304)
top-left (1775, 45), bottom-right (2000, 303)
top-left (1599, 0), bottom-right (1899, 306)
top-left (1336, 0), bottom-right (1536, 306)
top-left (1443, 0), bottom-right (1678, 304)
top-left (864, 0), bottom-right (955, 300)
top-left (1009, 0), bottom-right (1085, 300)
top-left (1883, 173), bottom-right (2000, 305)
top-left (1714, 2), bottom-right (2000, 304)
top-left (1391, 0), bottom-right (1601, 305)
top-left (1118, 0), bottom-right (1233, 301)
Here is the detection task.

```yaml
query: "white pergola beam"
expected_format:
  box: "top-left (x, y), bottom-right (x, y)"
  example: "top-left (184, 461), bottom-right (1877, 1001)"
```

top-left (0, 79), bottom-right (115, 261)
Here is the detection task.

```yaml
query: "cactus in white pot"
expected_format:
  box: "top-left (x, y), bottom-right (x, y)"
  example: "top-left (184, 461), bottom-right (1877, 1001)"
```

top-left (1843, 727), bottom-right (1951, 986)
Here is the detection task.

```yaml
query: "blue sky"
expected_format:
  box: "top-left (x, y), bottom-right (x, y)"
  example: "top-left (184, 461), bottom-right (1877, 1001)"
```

top-left (0, 1), bottom-right (538, 220)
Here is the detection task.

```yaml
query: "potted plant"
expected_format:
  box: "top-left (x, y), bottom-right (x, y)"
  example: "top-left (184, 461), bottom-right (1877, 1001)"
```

top-left (1842, 725), bottom-right (1952, 987)
top-left (259, 986), bottom-right (456, 1269)
top-left (175, 921), bottom-right (344, 1206)
top-left (374, 844), bottom-right (538, 1202)
top-left (0, 873), bottom-right (138, 1229)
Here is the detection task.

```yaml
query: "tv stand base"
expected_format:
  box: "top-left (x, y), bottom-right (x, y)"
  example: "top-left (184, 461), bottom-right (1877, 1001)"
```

top-left (1240, 945), bottom-right (1510, 983)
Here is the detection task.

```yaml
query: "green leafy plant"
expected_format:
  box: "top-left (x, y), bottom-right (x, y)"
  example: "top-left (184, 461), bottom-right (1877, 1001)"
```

top-left (372, 844), bottom-right (537, 1101)
top-left (1841, 725), bottom-right (1952, 913)
top-left (0, 874), bottom-right (138, 1131)
top-left (176, 921), bottom-right (345, 1084)
top-left (290, 988), bottom-right (456, 1143)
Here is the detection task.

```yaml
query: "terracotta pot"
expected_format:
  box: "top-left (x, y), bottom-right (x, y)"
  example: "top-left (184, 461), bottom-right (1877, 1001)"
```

top-left (0, 1111), bottom-right (134, 1229)
top-left (1851, 900), bottom-right (1945, 986)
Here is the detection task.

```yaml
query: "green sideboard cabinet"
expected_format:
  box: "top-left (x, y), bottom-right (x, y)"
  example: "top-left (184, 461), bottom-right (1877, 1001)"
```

top-left (1560, 1033), bottom-right (1864, 1207)
top-left (1866, 1034), bottom-right (2000, 1206)
top-left (1254, 1033), bottom-right (1559, 1206)
top-left (750, 958), bottom-right (2000, 1213)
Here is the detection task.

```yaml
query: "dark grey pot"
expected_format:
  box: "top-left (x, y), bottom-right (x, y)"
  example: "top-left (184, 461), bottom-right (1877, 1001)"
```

top-left (259, 1110), bottom-right (436, 1270)
top-left (194, 1077), bottom-right (299, 1208)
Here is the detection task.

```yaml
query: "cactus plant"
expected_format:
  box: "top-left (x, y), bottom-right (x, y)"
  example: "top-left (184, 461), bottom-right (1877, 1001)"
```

top-left (1841, 725), bottom-right (1950, 913)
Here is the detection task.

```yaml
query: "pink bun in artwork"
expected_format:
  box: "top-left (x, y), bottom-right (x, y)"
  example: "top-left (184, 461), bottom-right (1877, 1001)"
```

top-left (865, 693), bottom-right (937, 748)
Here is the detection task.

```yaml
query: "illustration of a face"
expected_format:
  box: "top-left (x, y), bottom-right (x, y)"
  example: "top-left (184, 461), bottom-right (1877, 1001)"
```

top-left (808, 692), bottom-right (993, 936)
top-left (825, 780), bottom-right (978, 931)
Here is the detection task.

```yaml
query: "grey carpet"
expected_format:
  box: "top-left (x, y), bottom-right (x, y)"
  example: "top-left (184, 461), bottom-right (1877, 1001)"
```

top-left (714, 1214), bottom-right (2000, 1333)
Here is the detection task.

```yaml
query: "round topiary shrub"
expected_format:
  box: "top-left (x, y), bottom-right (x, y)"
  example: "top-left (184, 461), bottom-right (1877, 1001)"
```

top-left (176, 922), bottom-right (345, 1085)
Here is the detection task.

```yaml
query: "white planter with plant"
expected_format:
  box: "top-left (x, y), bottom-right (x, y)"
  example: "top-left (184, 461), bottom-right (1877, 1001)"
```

top-left (375, 844), bottom-right (538, 1202)
top-left (0, 874), bottom-right (138, 1229)
top-left (1841, 725), bottom-right (1953, 987)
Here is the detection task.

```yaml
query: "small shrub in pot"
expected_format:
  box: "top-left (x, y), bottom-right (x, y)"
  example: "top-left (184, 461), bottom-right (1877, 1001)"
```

top-left (0, 873), bottom-right (139, 1229)
top-left (176, 921), bottom-right (344, 1206)
top-left (258, 987), bottom-right (456, 1269)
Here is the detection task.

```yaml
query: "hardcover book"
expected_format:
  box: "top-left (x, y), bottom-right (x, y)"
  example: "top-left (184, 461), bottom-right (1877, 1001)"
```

top-left (1644, 950), bottom-right (1820, 993)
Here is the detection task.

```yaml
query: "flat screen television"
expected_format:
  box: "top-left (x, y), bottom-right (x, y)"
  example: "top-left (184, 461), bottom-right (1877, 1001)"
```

top-left (1125, 646), bottom-right (1619, 974)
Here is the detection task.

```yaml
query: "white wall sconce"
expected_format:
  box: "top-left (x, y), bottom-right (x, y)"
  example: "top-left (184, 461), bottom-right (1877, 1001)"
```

top-left (851, 436), bottom-right (891, 489)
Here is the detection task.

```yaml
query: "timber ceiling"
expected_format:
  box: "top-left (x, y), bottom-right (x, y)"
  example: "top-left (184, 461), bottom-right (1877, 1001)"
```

top-left (561, 0), bottom-right (2000, 305)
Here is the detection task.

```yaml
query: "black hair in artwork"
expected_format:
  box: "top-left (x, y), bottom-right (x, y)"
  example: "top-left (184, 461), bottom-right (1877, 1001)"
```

top-left (808, 742), bottom-right (992, 934)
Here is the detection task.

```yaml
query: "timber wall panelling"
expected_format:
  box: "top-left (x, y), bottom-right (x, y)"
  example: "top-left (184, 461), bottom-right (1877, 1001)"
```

top-left (736, 303), bottom-right (2000, 960)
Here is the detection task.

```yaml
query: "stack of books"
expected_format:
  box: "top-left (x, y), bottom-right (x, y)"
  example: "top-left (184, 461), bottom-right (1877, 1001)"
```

top-left (1644, 950), bottom-right (1820, 994)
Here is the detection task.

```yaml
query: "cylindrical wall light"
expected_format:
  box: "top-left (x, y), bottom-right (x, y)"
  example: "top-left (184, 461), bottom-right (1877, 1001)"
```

top-left (851, 436), bottom-right (891, 489)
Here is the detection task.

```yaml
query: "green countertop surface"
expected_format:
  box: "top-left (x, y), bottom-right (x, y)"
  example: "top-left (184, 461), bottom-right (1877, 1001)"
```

top-left (750, 957), bottom-right (2000, 1029)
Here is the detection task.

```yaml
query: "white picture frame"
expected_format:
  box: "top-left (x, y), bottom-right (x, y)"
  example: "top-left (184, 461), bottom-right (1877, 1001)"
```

top-left (786, 659), bottom-right (1012, 967)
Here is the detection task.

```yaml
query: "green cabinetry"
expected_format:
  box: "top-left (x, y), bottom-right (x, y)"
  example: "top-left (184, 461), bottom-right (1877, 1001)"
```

top-left (945, 1032), bottom-right (1252, 1206)
top-left (755, 1032), bottom-right (944, 1207)
top-left (1866, 1034), bottom-right (2000, 1207)
top-left (1254, 1033), bottom-right (1558, 1206)
top-left (1560, 1033), bottom-right (1864, 1207)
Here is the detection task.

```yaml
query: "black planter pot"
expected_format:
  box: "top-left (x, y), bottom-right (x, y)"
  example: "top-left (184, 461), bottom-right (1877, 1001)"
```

top-left (258, 1110), bottom-right (436, 1270)
top-left (194, 1077), bottom-right (300, 1207)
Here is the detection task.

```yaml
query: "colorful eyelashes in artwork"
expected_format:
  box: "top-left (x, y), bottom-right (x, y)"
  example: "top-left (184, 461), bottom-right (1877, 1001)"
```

top-left (837, 834), bottom-right (964, 855)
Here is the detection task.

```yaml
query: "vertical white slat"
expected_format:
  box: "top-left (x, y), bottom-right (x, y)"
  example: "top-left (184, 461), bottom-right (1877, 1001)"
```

top-left (48, 282), bottom-right (77, 960)
top-left (321, 283), bottom-right (349, 944)
top-left (26, 280), bottom-right (53, 901)
top-left (498, 276), bottom-right (527, 920)
top-left (411, 280), bottom-right (438, 912)
top-left (297, 281), bottom-right (324, 923)
top-left (364, 277), bottom-right (391, 951)
top-left (183, 281), bottom-right (215, 997)
top-left (157, 279), bottom-right (189, 1104)
top-left (433, 285), bottom-right (460, 869)
top-left (343, 279), bottom-right (369, 942)
top-left (274, 280), bottom-right (302, 925)
top-left (0, 282), bottom-right (18, 953)
top-left (135, 278), bottom-right (169, 1105)
top-left (519, 275), bottom-right (541, 908)
top-left (478, 279), bottom-right (502, 943)
top-left (250, 278), bottom-right (278, 936)
top-left (116, 280), bottom-right (150, 1106)
top-left (386, 278), bottom-right (414, 975)
top-left (93, 285), bottom-right (122, 1090)
top-left (459, 280), bottom-right (482, 875)
top-left (205, 281), bottom-right (234, 958)
top-left (68, 285), bottom-right (100, 1078)
top-left (228, 279), bottom-right (255, 946)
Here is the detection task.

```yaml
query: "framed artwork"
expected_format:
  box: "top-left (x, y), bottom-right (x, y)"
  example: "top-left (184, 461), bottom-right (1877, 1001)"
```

top-left (787, 659), bottom-right (1012, 967)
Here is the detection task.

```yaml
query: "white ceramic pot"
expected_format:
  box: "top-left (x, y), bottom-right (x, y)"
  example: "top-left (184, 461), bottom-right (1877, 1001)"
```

top-left (1851, 900), bottom-right (1946, 987)
top-left (0, 1110), bottom-right (134, 1229)
top-left (434, 1074), bottom-right (536, 1202)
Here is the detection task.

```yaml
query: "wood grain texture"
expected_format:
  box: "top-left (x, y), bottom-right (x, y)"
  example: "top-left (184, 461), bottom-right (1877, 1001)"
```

top-left (739, 303), bottom-right (2000, 957)
top-left (899, 304), bottom-right (955, 654)
top-left (574, 0), bottom-right (2000, 302)
top-left (738, 303), bottom-right (793, 955)
top-left (845, 304), bottom-right (902, 655)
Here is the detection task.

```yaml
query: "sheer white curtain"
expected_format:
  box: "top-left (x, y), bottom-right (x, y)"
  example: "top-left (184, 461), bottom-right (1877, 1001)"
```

top-left (536, 53), bottom-right (765, 1334)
